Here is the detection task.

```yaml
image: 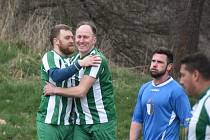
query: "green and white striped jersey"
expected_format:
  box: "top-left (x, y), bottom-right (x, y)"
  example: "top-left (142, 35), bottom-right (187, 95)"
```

top-left (188, 87), bottom-right (210, 140)
top-left (71, 48), bottom-right (116, 125)
top-left (37, 50), bottom-right (73, 125)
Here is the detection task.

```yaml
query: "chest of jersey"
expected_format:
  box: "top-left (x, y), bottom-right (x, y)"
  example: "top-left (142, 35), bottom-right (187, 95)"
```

top-left (141, 85), bottom-right (173, 116)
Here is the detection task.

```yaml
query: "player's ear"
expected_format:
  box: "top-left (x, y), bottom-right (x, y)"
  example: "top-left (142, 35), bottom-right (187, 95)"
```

top-left (167, 63), bottom-right (173, 71)
top-left (192, 70), bottom-right (200, 82)
top-left (92, 35), bottom-right (96, 44)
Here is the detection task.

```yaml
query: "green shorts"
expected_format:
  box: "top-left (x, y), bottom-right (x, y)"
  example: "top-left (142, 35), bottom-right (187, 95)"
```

top-left (73, 120), bottom-right (117, 140)
top-left (36, 121), bottom-right (74, 140)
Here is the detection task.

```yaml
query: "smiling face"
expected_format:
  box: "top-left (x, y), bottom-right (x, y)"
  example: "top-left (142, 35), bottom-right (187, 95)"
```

top-left (149, 53), bottom-right (171, 79)
top-left (75, 25), bottom-right (96, 56)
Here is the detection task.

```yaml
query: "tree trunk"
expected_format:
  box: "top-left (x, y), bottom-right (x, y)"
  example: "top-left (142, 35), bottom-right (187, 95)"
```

top-left (173, 0), bottom-right (206, 75)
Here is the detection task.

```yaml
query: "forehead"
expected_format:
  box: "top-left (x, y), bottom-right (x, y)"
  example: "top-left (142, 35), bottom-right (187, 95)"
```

top-left (76, 25), bottom-right (93, 35)
top-left (152, 53), bottom-right (167, 61)
top-left (180, 64), bottom-right (189, 73)
top-left (59, 29), bottom-right (73, 36)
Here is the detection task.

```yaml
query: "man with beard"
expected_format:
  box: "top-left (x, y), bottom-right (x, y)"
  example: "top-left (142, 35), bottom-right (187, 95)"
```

top-left (179, 53), bottom-right (210, 140)
top-left (129, 47), bottom-right (192, 140)
top-left (37, 24), bottom-right (101, 140)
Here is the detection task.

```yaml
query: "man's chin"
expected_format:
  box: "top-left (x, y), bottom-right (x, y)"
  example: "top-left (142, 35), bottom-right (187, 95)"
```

top-left (68, 48), bottom-right (75, 53)
top-left (150, 72), bottom-right (163, 79)
top-left (63, 49), bottom-right (74, 55)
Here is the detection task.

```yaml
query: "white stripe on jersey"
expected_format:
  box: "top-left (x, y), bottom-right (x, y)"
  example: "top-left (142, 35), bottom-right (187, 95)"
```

top-left (89, 63), bottom-right (100, 78)
top-left (57, 97), bottom-right (63, 124)
top-left (57, 82), bottom-right (65, 124)
top-left (64, 98), bottom-right (72, 125)
top-left (45, 95), bottom-right (56, 123)
top-left (54, 52), bottom-right (62, 68)
top-left (42, 54), bottom-right (50, 72)
top-left (205, 126), bottom-right (210, 140)
top-left (204, 92), bottom-right (210, 140)
top-left (75, 102), bottom-right (80, 124)
top-left (161, 111), bottom-right (176, 140)
top-left (168, 111), bottom-right (176, 125)
top-left (93, 79), bottom-right (108, 123)
top-left (188, 90), bottom-right (210, 139)
top-left (205, 91), bottom-right (210, 118)
top-left (81, 97), bottom-right (93, 124)
top-left (64, 78), bottom-right (74, 125)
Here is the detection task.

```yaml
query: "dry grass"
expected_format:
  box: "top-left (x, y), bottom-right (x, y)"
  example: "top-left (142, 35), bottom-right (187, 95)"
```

top-left (0, 0), bottom-right (53, 53)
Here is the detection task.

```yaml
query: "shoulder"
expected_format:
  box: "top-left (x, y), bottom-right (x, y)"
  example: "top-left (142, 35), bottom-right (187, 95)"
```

top-left (70, 53), bottom-right (80, 62)
top-left (43, 50), bottom-right (62, 59)
top-left (169, 79), bottom-right (188, 98)
top-left (142, 81), bottom-right (152, 89)
top-left (90, 48), bottom-right (106, 59)
top-left (139, 81), bottom-right (152, 93)
top-left (91, 48), bottom-right (108, 66)
top-left (170, 79), bottom-right (185, 92)
top-left (42, 50), bottom-right (54, 61)
top-left (204, 90), bottom-right (210, 112)
top-left (42, 50), bottom-right (52, 57)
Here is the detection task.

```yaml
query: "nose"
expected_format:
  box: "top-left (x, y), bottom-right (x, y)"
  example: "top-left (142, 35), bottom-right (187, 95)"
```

top-left (69, 37), bottom-right (74, 42)
top-left (79, 37), bottom-right (85, 42)
top-left (70, 39), bottom-right (74, 43)
top-left (152, 62), bottom-right (158, 68)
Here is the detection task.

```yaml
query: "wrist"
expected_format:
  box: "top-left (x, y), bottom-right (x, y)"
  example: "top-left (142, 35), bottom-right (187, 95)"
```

top-left (54, 87), bottom-right (59, 95)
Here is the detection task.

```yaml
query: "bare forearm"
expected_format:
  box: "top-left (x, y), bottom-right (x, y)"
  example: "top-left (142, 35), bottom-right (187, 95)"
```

top-left (54, 86), bottom-right (85, 97)
top-left (45, 75), bottom-right (95, 97)
top-left (129, 122), bottom-right (141, 140)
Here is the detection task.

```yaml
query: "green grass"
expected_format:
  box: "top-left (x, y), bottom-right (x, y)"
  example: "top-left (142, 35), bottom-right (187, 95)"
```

top-left (112, 67), bottom-right (151, 139)
top-left (0, 42), bottom-right (41, 140)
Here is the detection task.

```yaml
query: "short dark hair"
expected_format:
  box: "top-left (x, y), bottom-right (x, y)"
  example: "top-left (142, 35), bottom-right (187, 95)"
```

top-left (180, 52), bottom-right (210, 80)
top-left (49, 24), bottom-right (72, 46)
top-left (76, 20), bottom-right (97, 35)
top-left (152, 47), bottom-right (173, 64)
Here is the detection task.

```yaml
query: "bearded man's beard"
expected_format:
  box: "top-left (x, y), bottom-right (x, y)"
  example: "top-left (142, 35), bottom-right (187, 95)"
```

top-left (150, 68), bottom-right (167, 79)
top-left (60, 46), bottom-right (74, 55)
top-left (59, 42), bottom-right (75, 55)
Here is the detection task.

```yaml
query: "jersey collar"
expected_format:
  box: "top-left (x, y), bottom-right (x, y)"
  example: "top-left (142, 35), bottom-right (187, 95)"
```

top-left (198, 86), bottom-right (210, 100)
top-left (152, 77), bottom-right (173, 87)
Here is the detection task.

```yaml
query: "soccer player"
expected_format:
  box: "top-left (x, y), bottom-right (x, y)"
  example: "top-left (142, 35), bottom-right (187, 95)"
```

top-left (179, 52), bottom-right (210, 140)
top-left (129, 47), bottom-right (192, 140)
top-left (44, 21), bottom-right (117, 140)
top-left (37, 24), bottom-right (101, 140)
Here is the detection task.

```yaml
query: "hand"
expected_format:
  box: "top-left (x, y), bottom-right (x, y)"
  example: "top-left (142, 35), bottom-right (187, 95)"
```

top-left (78, 55), bottom-right (101, 67)
top-left (44, 82), bottom-right (56, 96)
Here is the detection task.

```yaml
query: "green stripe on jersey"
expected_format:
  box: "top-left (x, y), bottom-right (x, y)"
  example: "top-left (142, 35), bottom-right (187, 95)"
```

top-left (47, 52), bottom-right (56, 68)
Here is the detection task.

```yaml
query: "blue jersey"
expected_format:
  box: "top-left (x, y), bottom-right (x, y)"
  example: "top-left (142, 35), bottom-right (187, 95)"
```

top-left (132, 77), bottom-right (192, 140)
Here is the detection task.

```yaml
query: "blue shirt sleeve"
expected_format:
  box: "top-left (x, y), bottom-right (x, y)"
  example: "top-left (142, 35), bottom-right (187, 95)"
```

top-left (132, 84), bottom-right (147, 124)
top-left (48, 61), bottom-right (81, 82)
top-left (172, 88), bottom-right (192, 128)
